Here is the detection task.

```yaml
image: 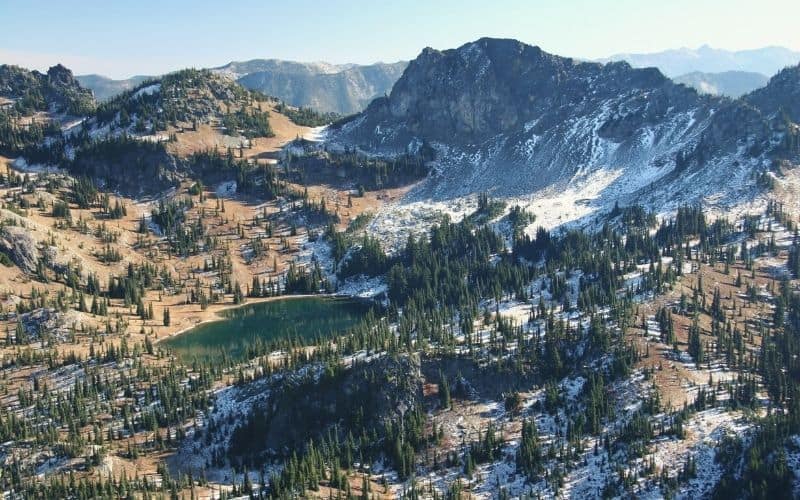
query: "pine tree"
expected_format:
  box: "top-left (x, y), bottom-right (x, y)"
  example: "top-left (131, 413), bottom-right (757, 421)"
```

top-left (439, 370), bottom-right (451, 410)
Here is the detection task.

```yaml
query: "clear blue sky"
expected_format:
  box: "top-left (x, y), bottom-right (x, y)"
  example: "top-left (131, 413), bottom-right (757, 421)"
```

top-left (2, 0), bottom-right (799, 78)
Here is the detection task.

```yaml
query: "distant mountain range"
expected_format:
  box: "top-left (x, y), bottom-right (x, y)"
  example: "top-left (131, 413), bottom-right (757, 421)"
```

top-left (76, 60), bottom-right (407, 115)
top-left (75, 74), bottom-right (153, 101)
top-left (601, 45), bottom-right (800, 77)
top-left (598, 45), bottom-right (800, 99)
top-left (73, 45), bottom-right (800, 115)
top-left (214, 59), bottom-right (407, 115)
top-left (672, 70), bottom-right (770, 98)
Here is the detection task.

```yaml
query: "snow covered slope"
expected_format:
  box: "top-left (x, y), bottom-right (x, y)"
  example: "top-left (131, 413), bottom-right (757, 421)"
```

top-left (327, 38), bottom-right (800, 240)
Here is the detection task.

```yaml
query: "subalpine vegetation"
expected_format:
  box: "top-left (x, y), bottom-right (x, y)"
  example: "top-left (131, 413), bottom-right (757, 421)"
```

top-left (0, 143), bottom-right (798, 498)
top-left (221, 108), bottom-right (273, 138)
top-left (287, 147), bottom-right (432, 192)
top-left (94, 69), bottom-right (261, 131)
top-left (254, 202), bottom-right (798, 497)
top-left (153, 200), bottom-right (793, 498)
top-left (274, 101), bottom-right (340, 127)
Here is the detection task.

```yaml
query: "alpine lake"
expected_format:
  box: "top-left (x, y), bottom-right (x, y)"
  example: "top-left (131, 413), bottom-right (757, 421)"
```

top-left (161, 296), bottom-right (376, 363)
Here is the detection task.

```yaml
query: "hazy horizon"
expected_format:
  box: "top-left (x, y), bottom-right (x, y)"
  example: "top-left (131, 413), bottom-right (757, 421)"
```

top-left (4, 42), bottom-right (799, 81)
top-left (2, 0), bottom-right (799, 79)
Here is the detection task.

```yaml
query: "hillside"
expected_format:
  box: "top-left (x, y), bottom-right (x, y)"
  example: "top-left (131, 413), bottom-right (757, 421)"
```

top-left (88, 68), bottom-right (264, 135)
top-left (673, 70), bottom-right (770, 98)
top-left (3, 65), bottom-right (339, 197)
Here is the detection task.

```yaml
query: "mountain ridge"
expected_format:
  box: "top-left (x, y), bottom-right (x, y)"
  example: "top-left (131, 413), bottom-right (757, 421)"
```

top-left (77, 59), bottom-right (408, 115)
top-left (328, 37), bottom-right (798, 235)
top-left (74, 44), bottom-right (800, 115)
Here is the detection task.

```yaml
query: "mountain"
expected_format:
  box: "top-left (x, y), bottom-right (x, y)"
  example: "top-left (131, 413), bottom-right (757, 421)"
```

top-left (76, 74), bottom-right (153, 101)
top-left (672, 70), bottom-right (769, 98)
top-left (330, 38), bottom-right (799, 225)
top-left (216, 59), bottom-right (407, 114)
top-left (0, 63), bottom-right (95, 115)
top-left (602, 45), bottom-right (800, 77)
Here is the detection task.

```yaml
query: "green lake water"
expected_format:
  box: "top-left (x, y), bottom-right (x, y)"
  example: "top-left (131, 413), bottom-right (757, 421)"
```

top-left (162, 296), bottom-right (374, 363)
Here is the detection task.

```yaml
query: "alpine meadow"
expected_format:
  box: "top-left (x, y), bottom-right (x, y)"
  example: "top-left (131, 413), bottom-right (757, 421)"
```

top-left (1, 1), bottom-right (800, 498)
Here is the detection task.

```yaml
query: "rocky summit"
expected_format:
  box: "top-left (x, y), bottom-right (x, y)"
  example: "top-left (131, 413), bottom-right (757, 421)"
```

top-left (330, 38), bottom-right (799, 212)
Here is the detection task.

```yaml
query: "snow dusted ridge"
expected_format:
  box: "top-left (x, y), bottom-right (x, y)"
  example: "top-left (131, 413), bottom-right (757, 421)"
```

top-left (360, 149), bottom-right (772, 254)
top-left (405, 101), bottom-right (709, 203)
top-left (324, 38), bottom-right (798, 251)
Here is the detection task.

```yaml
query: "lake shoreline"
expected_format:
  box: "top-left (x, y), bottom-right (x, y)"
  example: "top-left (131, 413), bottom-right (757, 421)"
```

top-left (159, 294), bottom-right (378, 363)
top-left (153, 293), bottom-right (326, 344)
top-left (153, 293), bottom-right (340, 344)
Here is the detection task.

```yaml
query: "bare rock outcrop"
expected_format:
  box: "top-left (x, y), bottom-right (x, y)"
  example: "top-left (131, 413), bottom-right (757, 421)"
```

top-left (0, 225), bottom-right (39, 274)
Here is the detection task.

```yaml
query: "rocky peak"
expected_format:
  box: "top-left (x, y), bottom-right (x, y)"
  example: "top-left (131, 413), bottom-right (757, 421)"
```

top-left (46, 63), bottom-right (79, 88)
top-left (0, 63), bottom-right (94, 115)
top-left (330, 37), bottom-right (790, 209)
top-left (340, 37), bottom-right (696, 148)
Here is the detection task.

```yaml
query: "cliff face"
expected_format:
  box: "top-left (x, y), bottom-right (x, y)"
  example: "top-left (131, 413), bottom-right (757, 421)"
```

top-left (340, 38), bottom-right (706, 145)
top-left (386, 40), bottom-right (681, 140)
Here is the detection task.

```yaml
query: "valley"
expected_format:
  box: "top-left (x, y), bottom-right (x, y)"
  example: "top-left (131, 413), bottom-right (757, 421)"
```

top-left (0, 30), bottom-right (799, 500)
